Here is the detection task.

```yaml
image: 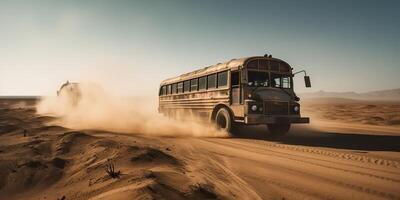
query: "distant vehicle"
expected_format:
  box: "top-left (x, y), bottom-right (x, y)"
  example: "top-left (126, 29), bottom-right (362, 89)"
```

top-left (158, 54), bottom-right (311, 135)
top-left (57, 81), bottom-right (81, 106)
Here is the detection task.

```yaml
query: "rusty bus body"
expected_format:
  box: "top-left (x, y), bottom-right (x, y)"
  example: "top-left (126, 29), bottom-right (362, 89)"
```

top-left (158, 55), bottom-right (311, 134)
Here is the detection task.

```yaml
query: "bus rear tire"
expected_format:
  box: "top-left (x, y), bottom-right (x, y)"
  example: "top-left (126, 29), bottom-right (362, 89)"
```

top-left (215, 108), bottom-right (234, 133)
top-left (267, 123), bottom-right (291, 135)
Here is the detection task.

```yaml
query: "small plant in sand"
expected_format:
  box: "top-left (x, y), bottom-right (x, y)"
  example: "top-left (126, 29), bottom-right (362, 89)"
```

top-left (104, 163), bottom-right (121, 178)
top-left (7, 162), bottom-right (18, 173)
top-left (57, 195), bottom-right (66, 200)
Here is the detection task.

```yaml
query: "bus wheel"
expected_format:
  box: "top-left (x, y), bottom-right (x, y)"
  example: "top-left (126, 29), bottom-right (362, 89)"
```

top-left (267, 123), bottom-right (291, 135)
top-left (215, 108), bottom-right (233, 132)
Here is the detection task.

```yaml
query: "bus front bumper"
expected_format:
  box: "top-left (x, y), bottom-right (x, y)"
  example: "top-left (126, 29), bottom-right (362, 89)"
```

top-left (244, 115), bottom-right (310, 125)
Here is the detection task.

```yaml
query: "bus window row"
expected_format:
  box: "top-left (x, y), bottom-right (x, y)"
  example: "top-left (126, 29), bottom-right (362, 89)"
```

top-left (160, 71), bottom-right (228, 96)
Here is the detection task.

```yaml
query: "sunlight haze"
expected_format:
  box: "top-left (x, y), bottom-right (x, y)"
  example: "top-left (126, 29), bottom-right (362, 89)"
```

top-left (0, 0), bottom-right (399, 96)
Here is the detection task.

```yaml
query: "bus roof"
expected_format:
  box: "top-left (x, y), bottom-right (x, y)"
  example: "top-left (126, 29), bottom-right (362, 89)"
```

top-left (160, 56), bottom-right (290, 85)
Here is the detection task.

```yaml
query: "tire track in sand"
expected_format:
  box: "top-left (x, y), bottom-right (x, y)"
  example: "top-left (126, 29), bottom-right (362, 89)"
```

top-left (219, 139), bottom-right (400, 183)
top-left (229, 139), bottom-right (400, 173)
top-left (202, 139), bottom-right (400, 200)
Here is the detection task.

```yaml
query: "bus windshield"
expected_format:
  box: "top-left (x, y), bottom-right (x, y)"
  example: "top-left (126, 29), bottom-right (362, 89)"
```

top-left (248, 71), bottom-right (269, 87)
top-left (271, 73), bottom-right (292, 89)
top-left (247, 71), bottom-right (292, 89)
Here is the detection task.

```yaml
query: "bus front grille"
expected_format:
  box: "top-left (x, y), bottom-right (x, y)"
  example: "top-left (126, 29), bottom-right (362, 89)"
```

top-left (264, 101), bottom-right (289, 115)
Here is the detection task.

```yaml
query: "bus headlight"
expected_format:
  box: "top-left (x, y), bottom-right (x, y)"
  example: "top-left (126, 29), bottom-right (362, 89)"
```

top-left (248, 102), bottom-right (263, 114)
top-left (293, 105), bottom-right (299, 112)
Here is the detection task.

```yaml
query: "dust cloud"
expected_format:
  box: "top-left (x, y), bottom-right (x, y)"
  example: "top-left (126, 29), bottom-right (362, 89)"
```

top-left (36, 82), bottom-right (228, 137)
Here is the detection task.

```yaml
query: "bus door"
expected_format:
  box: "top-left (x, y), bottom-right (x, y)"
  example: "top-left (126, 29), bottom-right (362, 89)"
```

top-left (230, 71), bottom-right (241, 105)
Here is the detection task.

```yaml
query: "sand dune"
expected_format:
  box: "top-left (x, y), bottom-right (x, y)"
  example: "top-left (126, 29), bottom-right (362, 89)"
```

top-left (0, 98), bottom-right (400, 200)
top-left (302, 97), bottom-right (400, 134)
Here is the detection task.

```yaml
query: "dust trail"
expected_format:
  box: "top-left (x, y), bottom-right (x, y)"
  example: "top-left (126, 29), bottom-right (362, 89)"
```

top-left (36, 82), bottom-right (228, 137)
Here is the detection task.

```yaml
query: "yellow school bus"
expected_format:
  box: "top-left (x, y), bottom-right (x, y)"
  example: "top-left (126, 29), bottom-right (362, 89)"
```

top-left (158, 54), bottom-right (311, 134)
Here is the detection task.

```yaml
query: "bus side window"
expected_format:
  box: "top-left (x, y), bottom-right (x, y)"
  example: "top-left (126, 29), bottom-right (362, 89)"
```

top-left (161, 86), bottom-right (166, 96)
top-left (190, 78), bottom-right (198, 91)
top-left (184, 80), bottom-right (190, 93)
top-left (177, 82), bottom-right (183, 93)
top-left (198, 76), bottom-right (206, 90)
top-left (231, 71), bottom-right (239, 87)
top-left (167, 84), bottom-right (171, 95)
top-left (172, 83), bottom-right (177, 94)
top-left (207, 74), bottom-right (216, 89)
top-left (217, 71), bottom-right (228, 88)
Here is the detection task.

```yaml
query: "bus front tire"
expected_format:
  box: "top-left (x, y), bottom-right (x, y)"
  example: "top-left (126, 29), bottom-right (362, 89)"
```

top-left (215, 108), bottom-right (233, 133)
top-left (267, 123), bottom-right (291, 135)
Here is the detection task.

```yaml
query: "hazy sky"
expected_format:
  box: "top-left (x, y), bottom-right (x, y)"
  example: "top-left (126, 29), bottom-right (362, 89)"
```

top-left (0, 0), bottom-right (399, 96)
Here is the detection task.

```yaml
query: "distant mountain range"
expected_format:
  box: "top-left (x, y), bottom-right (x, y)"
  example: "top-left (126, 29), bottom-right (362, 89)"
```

top-left (299, 88), bottom-right (400, 101)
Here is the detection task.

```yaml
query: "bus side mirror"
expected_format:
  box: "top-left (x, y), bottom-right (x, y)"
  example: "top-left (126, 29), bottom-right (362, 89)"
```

top-left (304, 76), bottom-right (311, 87)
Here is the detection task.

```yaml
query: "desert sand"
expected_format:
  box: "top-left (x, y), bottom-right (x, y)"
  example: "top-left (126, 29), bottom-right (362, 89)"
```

top-left (302, 97), bottom-right (400, 135)
top-left (1, 97), bottom-right (400, 200)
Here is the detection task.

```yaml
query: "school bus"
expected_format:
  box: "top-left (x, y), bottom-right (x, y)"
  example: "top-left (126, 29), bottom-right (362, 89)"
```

top-left (158, 54), bottom-right (311, 134)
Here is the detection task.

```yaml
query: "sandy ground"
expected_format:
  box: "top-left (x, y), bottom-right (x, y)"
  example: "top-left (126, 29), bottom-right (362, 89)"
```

top-left (302, 98), bottom-right (400, 135)
top-left (0, 98), bottom-right (400, 200)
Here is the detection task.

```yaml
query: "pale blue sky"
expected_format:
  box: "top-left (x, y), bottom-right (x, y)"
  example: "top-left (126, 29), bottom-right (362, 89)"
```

top-left (0, 0), bottom-right (399, 95)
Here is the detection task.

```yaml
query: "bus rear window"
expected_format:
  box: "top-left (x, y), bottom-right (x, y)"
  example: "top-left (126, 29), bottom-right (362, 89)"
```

top-left (217, 71), bottom-right (227, 88)
top-left (207, 74), bottom-right (216, 89)
top-left (199, 76), bottom-right (206, 90)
